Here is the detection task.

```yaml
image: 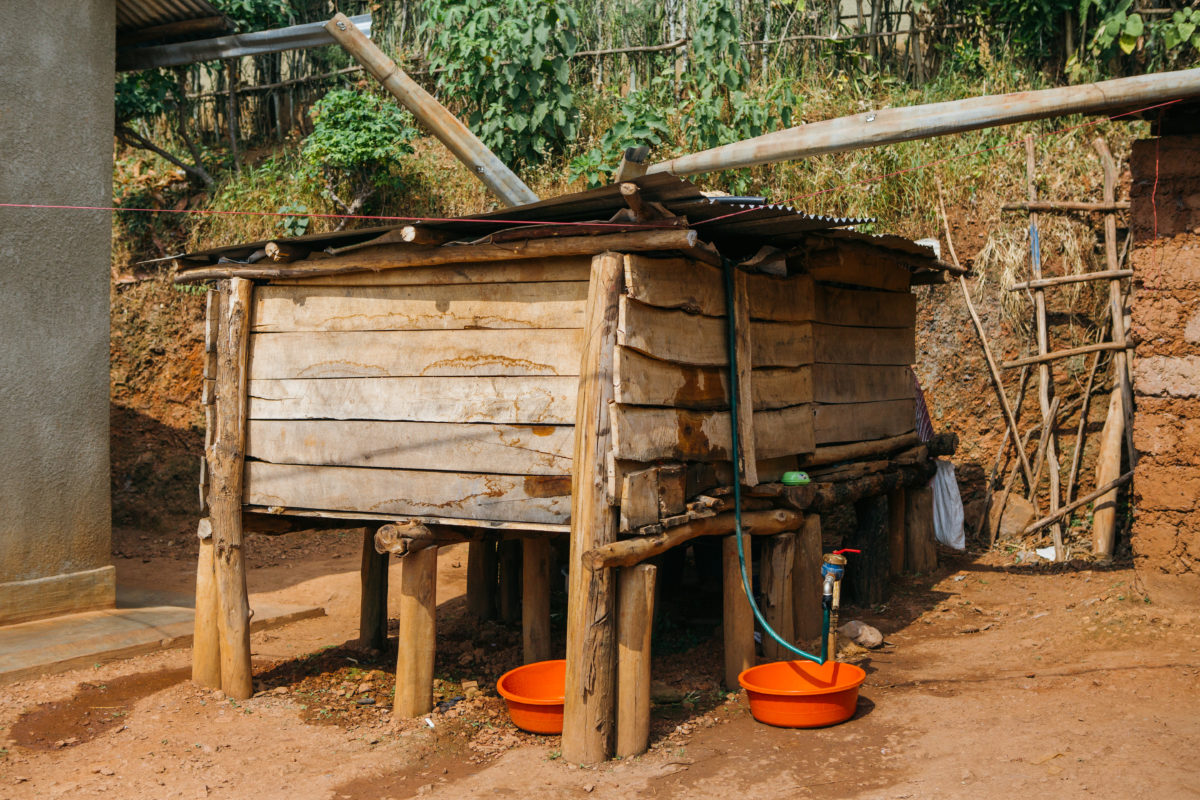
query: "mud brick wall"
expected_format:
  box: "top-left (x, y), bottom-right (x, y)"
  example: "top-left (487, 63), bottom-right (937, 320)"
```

top-left (1129, 134), bottom-right (1200, 602)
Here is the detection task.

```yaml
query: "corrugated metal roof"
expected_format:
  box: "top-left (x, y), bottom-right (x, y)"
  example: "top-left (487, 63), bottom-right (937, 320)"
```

top-left (116, 0), bottom-right (224, 33)
top-left (174, 175), bottom-right (951, 276)
top-left (179, 175), bottom-right (885, 265)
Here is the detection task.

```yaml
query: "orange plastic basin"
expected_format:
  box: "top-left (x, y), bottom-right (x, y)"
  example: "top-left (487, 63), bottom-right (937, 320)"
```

top-left (738, 660), bottom-right (866, 728)
top-left (496, 659), bottom-right (566, 734)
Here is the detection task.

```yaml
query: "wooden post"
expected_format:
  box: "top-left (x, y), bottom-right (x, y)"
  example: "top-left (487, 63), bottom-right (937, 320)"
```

top-left (1026, 137), bottom-right (1065, 561)
top-left (498, 538), bottom-right (522, 625)
top-left (1093, 137), bottom-right (1136, 466)
top-left (359, 526), bottom-right (389, 650)
top-left (466, 540), bottom-right (497, 621)
top-left (1093, 389), bottom-right (1125, 558)
top-left (394, 546), bottom-right (438, 717)
top-left (562, 252), bottom-right (623, 765)
top-left (192, 518), bottom-right (221, 688)
top-left (793, 515), bottom-right (823, 643)
top-left (210, 278), bottom-right (253, 699)
top-left (616, 564), bottom-right (656, 759)
top-left (848, 494), bottom-right (889, 606)
top-left (722, 533), bottom-right (755, 690)
top-left (522, 536), bottom-right (553, 664)
top-left (887, 489), bottom-right (907, 575)
top-left (760, 534), bottom-right (795, 663)
top-left (905, 485), bottom-right (937, 574)
top-left (324, 13), bottom-right (538, 206)
top-left (225, 60), bottom-right (240, 174)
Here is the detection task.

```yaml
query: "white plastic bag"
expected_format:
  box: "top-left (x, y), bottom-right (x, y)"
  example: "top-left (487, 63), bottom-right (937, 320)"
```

top-left (931, 459), bottom-right (965, 550)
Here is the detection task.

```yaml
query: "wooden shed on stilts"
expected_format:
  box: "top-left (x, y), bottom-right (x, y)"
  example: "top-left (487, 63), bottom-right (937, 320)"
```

top-left (176, 174), bottom-right (957, 763)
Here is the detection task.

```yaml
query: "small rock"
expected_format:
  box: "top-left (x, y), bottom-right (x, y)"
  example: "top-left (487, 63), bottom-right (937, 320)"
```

top-left (357, 697), bottom-right (376, 706)
top-left (212, 690), bottom-right (226, 702)
top-left (461, 680), bottom-right (479, 692)
top-left (357, 682), bottom-right (373, 694)
top-left (273, 686), bottom-right (288, 695)
top-left (838, 620), bottom-right (884, 648)
top-left (583, 784), bottom-right (595, 793)
top-left (415, 783), bottom-right (434, 796)
top-left (90, 765), bottom-right (115, 776)
top-left (650, 681), bottom-right (684, 704)
top-left (989, 493), bottom-right (1036, 541)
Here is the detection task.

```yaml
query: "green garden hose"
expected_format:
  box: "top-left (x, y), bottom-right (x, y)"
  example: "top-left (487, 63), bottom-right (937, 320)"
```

top-left (723, 258), bottom-right (828, 666)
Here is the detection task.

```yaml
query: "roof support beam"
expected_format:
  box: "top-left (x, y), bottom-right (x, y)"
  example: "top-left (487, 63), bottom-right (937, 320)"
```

top-left (648, 68), bottom-right (1200, 176)
top-left (118, 14), bottom-right (371, 71)
top-left (324, 12), bottom-right (538, 208)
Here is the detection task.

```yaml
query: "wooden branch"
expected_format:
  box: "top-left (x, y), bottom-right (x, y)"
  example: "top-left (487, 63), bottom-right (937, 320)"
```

top-left (401, 225), bottom-right (454, 245)
top-left (325, 13), bottom-right (537, 207)
top-left (797, 432), bottom-right (921, 468)
top-left (1002, 201), bottom-right (1130, 213)
top-left (374, 521), bottom-right (468, 556)
top-left (264, 241), bottom-right (309, 263)
top-left (1001, 341), bottom-right (1128, 369)
top-left (563, 253), bottom-right (623, 764)
top-left (1023, 470), bottom-right (1134, 536)
top-left (1008, 269), bottom-right (1133, 291)
top-left (731, 268), bottom-right (758, 486)
top-left (585, 509), bottom-right (802, 569)
top-left (210, 278), bottom-right (253, 699)
top-left (937, 179), bottom-right (1034, 491)
top-left (1066, 320), bottom-right (1110, 505)
top-left (618, 182), bottom-right (649, 220)
top-left (614, 147), bottom-right (650, 183)
top-left (779, 462), bottom-right (937, 513)
top-left (175, 228), bottom-right (702, 283)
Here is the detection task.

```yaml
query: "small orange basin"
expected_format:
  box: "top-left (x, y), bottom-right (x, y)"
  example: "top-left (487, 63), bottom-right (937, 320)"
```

top-left (738, 660), bottom-right (866, 728)
top-left (496, 659), bottom-right (566, 734)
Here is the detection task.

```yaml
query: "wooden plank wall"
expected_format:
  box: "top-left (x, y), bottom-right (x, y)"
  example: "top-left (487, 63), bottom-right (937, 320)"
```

top-left (611, 253), bottom-right (918, 528)
top-left (241, 257), bottom-right (591, 525)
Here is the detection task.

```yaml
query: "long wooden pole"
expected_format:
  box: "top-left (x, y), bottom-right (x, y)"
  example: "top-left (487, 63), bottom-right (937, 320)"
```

top-left (562, 253), bottom-right (623, 764)
top-left (1093, 137), bottom-right (1136, 468)
top-left (522, 537), bottom-right (553, 664)
top-left (935, 181), bottom-right (1034, 490)
top-left (174, 228), bottom-right (704, 284)
top-left (1001, 340), bottom-right (1128, 369)
top-left (210, 278), bottom-right (253, 699)
top-left (394, 545), bottom-right (438, 717)
top-left (585, 509), bottom-right (802, 569)
top-left (648, 68), bottom-right (1200, 176)
top-left (1008, 269), bottom-right (1133, 291)
top-left (323, 13), bottom-right (537, 206)
top-left (1026, 138), bottom-right (1065, 561)
top-left (1024, 470), bottom-right (1134, 537)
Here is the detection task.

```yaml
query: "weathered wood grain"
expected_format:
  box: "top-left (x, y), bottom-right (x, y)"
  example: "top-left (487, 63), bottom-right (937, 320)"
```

top-left (813, 399), bottom-right (916, 445)
top-left (618, 298), bottom-right (812, 367)
top-left (811, 364), bottom-right (914, 404)
top-left (609, 404), bottom-right (814, 462)
top-left (619, 468), bottom-right (661, 532)
top-left (812, 323), bottom-right (916, 365)
top-left (253, 281), bottom-right (588, 332)
top-left (798, 245), bottom-right (913, 291)
top-left (244, 462), bottom-right (572, 524)
top-left (612, 347), bottom-right (812, 410)
top-left (248, 376), bottom-right (576, 425)
top-left (248, 328), bottom-right (584, 379)
top-left (246, 419), bottom-right (573, 475)
top-left (623, 255), bottom-right (916, 327)
top-left (272, 256), bottom-right (593, 287)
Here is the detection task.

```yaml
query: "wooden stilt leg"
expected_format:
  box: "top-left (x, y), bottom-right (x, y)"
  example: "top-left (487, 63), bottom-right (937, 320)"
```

top-left (466, 540), bottom-right (497, 621)
top-left (522, 537), bottom-right (553, 664)
top-left (562, 253), bottom-right (623, 765)
top-left (394, 546), bottom-right (438, 717)
top-left (760, 533), bottom-right (795, 662)
top-left (849, 494), bottom-right (889, 606)
top-left (498, 538), bottom-right (521, 624)
top-left (722, 533), bottom-right (755, 690)
top-left (192, 519), bottom-right (221, 688)
top-left (359, 526), bottom-right (389, 650)
top-left (616, 564), bottom-right (656, 758)
top-left (905, 485), bottom-right (937, 574)
top-left (793, 515), bottom-right (822, 644)
top-left (211, 278), bottom-right (253, 700)
top-left (888, 489), bottom-right (907, 576)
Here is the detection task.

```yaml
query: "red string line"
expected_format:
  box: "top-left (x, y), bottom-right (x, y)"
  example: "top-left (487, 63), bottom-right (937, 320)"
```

top-left (0, 202), bottom-right (678, 230)
top-left (695, 98), bottom-right (1181, 227)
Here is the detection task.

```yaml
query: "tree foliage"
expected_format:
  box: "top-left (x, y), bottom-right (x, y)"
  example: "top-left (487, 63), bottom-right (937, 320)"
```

top-left (301, 89), bottom-right (417, 223)
top-left (421, 0), bottom-right (580, 167)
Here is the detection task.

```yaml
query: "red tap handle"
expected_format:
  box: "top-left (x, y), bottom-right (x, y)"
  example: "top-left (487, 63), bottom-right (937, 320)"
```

top-left (833, 548), bottom-right (861, 555)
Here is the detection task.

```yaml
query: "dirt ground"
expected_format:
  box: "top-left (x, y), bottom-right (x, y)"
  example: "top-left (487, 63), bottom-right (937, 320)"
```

top-left (2, 535), bottom-right (1197, 800)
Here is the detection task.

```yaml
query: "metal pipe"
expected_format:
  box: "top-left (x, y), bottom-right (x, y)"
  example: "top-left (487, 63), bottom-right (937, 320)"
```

top-left (648, 68), bottom-right (1200, 176)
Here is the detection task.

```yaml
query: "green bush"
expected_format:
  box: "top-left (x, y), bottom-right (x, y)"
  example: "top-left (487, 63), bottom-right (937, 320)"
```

top-left (302, 89), bottom-right (417, 218)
